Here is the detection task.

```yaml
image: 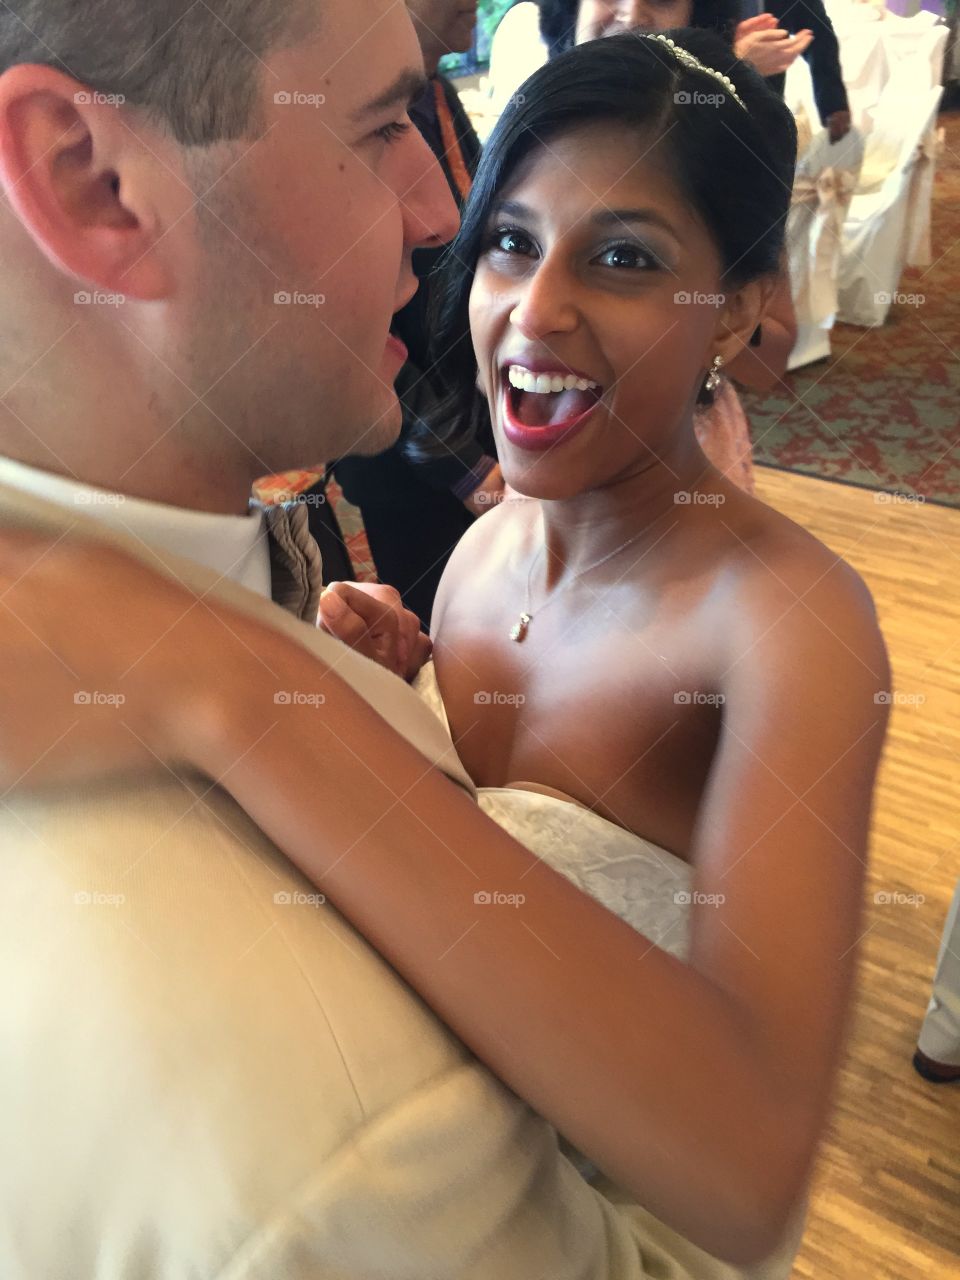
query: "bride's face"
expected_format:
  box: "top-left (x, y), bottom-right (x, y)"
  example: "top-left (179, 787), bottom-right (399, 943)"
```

top-left (469, 123), bottom-right (730, 500)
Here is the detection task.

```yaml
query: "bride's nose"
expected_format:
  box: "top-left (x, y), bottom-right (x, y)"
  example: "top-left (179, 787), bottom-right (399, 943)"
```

top-left (509, 256), bottom-right (579, 340)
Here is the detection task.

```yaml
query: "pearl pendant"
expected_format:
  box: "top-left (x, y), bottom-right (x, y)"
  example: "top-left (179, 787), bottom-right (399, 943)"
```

top-left (510, 612), bottom-right (532, 643)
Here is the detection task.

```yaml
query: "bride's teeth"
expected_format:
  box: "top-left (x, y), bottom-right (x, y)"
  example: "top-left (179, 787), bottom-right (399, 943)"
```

top-left (506, 366), bottom-right (601, 394)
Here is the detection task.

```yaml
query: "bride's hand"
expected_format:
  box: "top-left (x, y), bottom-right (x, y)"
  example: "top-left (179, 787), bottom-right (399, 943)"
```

top-left (318, 582), bottom-right (432, 681)
top-left (0, 529), bottom-right (247, 788)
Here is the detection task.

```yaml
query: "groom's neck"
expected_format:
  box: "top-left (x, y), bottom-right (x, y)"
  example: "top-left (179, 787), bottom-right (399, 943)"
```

top-left (0, 410), bottom-right (256, 517)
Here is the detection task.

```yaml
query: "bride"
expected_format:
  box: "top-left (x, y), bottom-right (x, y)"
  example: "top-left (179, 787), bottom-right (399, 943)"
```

top-left (0, 31), bottom-right (889, 1278)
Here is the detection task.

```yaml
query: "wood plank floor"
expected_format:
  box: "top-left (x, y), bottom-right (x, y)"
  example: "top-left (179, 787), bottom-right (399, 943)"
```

top-left (754, 466), bottom-right (960, 1279)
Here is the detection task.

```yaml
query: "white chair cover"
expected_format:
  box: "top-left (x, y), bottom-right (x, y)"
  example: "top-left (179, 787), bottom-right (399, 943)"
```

top-left (836, 83), bottom-right (943, 325)
top-left (784, 62), bottom-right (864, 368)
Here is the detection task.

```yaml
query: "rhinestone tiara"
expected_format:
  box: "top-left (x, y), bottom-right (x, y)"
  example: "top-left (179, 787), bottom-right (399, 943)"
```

top-left (647, 33), bottom-right (748, 112)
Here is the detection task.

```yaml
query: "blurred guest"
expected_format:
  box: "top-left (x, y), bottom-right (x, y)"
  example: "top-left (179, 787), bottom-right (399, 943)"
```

top-left (536, 0), bottom-right (581, 56)
top-left (914, 878), bottom-right (960, 1084)
top-left (334, 0), bottom-right (503, 627)
top-left (743, 0), bottom-right (851, 141)
top-left (578, 0), bottom-right (848, 140)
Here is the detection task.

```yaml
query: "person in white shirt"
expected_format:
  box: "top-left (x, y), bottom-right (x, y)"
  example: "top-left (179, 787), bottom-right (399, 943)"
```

top-left (0, 1), bottom-right (667, 1276)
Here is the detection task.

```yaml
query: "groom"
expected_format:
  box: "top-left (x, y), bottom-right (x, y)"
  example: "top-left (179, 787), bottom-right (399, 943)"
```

top-left (0, 1), bottom-right (651, 1276)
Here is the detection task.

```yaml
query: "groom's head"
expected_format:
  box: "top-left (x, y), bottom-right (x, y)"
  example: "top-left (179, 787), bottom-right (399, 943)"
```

top-left (0, 0), bottom-right (459, 506)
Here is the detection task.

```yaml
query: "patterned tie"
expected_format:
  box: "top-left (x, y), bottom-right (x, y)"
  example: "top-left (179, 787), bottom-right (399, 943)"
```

top-left (260, 499), bottom-right (325, 623)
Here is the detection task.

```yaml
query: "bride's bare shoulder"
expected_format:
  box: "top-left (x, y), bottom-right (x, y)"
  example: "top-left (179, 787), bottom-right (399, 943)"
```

top-left (712, 491), bottom-right (885, 664)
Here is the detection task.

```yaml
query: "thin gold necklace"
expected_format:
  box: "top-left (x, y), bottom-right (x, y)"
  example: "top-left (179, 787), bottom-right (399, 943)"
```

top-left (510, 523), bottom-right (653, 642)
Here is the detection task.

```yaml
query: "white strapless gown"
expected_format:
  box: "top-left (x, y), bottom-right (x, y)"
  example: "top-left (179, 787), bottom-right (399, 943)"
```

top-left (415, 663), bottom-right (809, 1280)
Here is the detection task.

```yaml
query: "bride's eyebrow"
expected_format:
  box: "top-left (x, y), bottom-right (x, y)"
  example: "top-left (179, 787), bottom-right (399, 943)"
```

top-left (592, 208), bottom-right (680, 242)
top-left (489, 199), bottom-right (536, 223)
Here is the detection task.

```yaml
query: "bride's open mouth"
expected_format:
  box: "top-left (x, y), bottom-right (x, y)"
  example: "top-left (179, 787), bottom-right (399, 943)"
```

top-left (501, 364), bottom-right (605, 451)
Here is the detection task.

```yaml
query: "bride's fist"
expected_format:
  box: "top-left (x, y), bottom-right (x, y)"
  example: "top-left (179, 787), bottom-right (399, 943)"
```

top-left (318, 581), bottom-right (432, 681)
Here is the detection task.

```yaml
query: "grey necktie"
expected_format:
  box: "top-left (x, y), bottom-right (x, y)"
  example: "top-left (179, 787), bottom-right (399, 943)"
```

top-left (262, 500), bottom-right (325, 623)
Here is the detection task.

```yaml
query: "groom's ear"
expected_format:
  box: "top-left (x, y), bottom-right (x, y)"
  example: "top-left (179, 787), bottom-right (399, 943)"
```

top-left (0, 63), bottom-right (174, 301)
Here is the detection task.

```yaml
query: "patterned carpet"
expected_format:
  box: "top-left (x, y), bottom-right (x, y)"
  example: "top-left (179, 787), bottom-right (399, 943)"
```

top-left (744, 109), bottom-right (960, 508)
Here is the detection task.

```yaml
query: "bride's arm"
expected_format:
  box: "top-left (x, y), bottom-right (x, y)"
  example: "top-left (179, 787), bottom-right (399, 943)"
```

top-left (0, 532), bottom-right (887, 1266)
top-left (172, 555), bottom-right (886, 1266)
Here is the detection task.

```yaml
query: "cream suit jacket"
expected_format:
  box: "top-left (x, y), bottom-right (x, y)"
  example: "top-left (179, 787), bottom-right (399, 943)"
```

top-left (0, 480), bottom-right (659, 1280)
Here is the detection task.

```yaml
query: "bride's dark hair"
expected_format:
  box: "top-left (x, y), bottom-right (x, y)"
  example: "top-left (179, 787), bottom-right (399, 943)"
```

top-left (418, 30), bottom-right (797, 456)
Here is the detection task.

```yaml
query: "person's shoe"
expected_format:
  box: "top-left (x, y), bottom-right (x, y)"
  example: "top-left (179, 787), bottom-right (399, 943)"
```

top-left (913, 1048), bottom-right (960, 1083)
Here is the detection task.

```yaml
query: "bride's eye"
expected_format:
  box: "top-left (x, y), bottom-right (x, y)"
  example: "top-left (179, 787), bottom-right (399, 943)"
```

top-left (484, 226), bottom-right (537, 258)
top-left (595, 242), bottom-right (660, 271)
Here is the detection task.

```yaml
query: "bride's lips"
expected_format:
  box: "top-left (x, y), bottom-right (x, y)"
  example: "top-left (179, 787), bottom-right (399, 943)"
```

top-left (500, 377), bottom-right (603, 453)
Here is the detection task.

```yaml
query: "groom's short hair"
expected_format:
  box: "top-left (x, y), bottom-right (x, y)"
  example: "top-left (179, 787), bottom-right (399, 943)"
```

top-left (0, 1), bottom-right (315, 145)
